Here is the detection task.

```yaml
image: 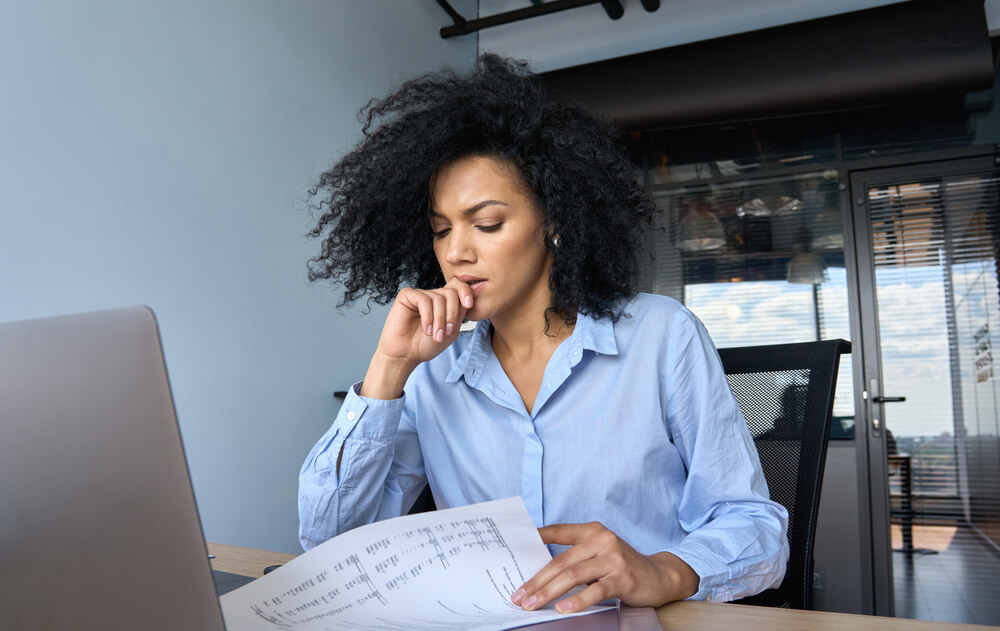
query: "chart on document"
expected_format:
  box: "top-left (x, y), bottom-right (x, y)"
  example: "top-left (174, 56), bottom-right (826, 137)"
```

top-left (219, 497), bottom-right (610, 631)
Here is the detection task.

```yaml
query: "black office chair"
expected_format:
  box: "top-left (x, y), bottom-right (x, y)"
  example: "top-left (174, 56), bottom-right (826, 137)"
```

top-left (409, 485), bottom-right (437, 514)
top-left (720, 339), bottom-right (851, 610)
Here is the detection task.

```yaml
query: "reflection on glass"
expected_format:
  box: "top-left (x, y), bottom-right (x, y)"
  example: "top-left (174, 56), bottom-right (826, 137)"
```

top-left (811, 206), bottom-right (845, 250)
top-left (738, 195), bottom-right (804, 217)
top-left (631, 117), bottom-right (839, 186)
top-left (646, 170), bottom-right (853, 438)
top-left (676, 205), bottom-right (725, 251)
top-left (787, 252), bottom-right (827, 284)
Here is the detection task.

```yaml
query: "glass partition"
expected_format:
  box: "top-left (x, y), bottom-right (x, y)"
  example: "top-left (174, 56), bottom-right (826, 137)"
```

top-left (642, 169), bottom-right (855, 437)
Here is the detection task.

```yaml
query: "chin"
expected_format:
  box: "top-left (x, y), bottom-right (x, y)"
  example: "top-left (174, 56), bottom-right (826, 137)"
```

top-left (465, 303), bottom-right (492, 323)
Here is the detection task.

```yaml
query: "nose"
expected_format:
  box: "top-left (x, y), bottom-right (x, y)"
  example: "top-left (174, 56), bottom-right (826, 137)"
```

top-left (443, 227), bottom-right (476, 265)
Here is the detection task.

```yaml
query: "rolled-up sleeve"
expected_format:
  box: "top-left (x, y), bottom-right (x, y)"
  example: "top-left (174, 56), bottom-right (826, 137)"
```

top-left (297, 381), bottom-right (424, 550)
top-left (661, 314), bottom-right (790, 602)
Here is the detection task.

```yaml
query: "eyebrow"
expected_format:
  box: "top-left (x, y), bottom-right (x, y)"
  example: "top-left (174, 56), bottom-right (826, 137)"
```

top-left (428, 199), bottom-right (508, 218)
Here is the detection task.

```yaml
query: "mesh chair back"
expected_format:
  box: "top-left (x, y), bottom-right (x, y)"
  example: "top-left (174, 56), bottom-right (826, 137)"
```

top-left (720, 339), bottom-right (851, 610)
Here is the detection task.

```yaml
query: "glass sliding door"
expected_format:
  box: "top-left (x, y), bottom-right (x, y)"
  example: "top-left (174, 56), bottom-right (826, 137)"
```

top-left (851, 156), bottom-right (1000, 624)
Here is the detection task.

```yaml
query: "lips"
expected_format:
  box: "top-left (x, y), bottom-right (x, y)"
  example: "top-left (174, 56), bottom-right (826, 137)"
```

top-left (455, 275), bottom-right (487, 295)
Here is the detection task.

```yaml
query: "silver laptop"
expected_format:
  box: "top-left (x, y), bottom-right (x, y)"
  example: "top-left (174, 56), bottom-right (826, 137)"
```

top-left (0, 306), bottom-right (227, 631)
top-left (0, 306), bottom-right (660, 631)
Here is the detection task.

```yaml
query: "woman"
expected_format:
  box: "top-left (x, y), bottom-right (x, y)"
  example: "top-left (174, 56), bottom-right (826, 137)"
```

top-left (299, 55), bottom-right (788, 613)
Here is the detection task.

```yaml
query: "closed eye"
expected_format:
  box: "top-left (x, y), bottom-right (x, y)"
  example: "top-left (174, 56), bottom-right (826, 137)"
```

top-left (430, 223), bottom-right (502, 238)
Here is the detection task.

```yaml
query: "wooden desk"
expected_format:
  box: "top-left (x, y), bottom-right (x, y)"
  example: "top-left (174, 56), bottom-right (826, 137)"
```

top-left (655, 601), bottom-right (997, 631)
top-left (207, 542), bottom-right (297, 578)
top-left (209, 544), bottom-right (997, 631)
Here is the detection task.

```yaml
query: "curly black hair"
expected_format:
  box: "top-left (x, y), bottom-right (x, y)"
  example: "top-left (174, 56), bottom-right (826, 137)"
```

top-left (307, 54), bottom-right (654, 323)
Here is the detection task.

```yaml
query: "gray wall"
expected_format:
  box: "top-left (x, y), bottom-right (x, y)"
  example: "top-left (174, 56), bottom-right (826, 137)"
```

top-left (813, 443), bottom-right (866, 613)
top-left (0, 0), bottom-right (476, 553)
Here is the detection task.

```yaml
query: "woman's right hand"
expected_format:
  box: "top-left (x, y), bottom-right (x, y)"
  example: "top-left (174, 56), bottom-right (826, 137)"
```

top-left (360, 279), bottom-right (474, 399)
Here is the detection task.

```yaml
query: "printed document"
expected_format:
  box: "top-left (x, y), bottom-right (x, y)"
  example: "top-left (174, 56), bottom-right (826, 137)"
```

top-left (220, 497), bottom-right (612, 630)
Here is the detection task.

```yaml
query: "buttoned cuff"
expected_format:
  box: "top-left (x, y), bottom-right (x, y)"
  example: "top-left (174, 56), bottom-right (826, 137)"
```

top-left (337, 380), bottom-right (407, 441)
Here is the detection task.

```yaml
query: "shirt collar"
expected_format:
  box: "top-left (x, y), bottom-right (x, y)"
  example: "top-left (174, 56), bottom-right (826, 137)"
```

top-left (444, 311), bottom-right (619, 386)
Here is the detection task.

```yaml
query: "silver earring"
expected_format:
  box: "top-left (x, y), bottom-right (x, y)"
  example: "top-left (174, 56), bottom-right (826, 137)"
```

top-left (552, 235), bottom-right (561, 248)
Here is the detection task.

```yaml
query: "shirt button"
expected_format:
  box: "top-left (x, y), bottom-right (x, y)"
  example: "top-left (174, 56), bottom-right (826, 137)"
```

top-left (347, 411), bottom-right (356, 421)
top-left (705, 595), bottom-right (712, 602)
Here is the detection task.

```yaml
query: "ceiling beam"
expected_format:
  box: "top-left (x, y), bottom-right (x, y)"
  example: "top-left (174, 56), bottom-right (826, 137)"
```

top-left (436, 0), bottom-right (636, 39)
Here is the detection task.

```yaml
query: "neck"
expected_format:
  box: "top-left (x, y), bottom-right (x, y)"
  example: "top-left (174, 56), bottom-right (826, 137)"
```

top-left (490, 304), bottom-right (575, 362)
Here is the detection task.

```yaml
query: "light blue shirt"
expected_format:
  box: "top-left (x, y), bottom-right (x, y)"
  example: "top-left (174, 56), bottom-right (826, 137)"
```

top-left (298, 293), bottom-right (788, 601)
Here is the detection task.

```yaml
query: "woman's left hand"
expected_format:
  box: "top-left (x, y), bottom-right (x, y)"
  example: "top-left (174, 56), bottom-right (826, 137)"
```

top-left (510, 522), bottom-right (700, 613)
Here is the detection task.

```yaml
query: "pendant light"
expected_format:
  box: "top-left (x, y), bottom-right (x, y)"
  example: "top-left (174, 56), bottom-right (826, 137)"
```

top-left (737, 195), bottom-right (804, 217)
top-left (676, 206), bottom-right (725, 251)
top-left (787, 251), bottom-right (827, 284)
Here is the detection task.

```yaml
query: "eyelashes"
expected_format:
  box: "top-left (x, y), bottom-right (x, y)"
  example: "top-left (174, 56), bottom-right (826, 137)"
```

top-left (431, 223), bottom-right (504, 239)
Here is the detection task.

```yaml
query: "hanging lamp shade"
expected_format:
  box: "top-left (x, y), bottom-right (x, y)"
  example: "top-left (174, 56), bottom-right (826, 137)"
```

top-left (787, 252), bottom-right (827, 284)
top-left (811, 206), bottom-right (844, 250)
top-left (677, 207), bottom-right (725, 251)
top-left (737, 195), bottom-right (804, 217)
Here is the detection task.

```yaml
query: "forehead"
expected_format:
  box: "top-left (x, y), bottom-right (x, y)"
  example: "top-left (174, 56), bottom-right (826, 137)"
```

top-left (429, 155), bottom-right (534, 214)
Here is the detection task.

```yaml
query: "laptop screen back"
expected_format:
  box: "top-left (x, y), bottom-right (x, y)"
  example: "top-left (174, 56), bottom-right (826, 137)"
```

top-left (0, 306), bottom-right (225, 631)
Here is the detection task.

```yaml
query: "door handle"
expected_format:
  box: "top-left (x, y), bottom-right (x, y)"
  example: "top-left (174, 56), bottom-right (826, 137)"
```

top-left (872, 396), bottom-right (906, 403)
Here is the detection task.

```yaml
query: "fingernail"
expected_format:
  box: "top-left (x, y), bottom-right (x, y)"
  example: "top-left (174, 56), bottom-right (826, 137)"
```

top-left (511, 588), bottom-right (525, 604)
top-left (446, 322), bottom-right (454, 336)
top-left (523, 595), bottom-right (537, 610)
top-left (463, 295), bottom-right (473, 308)
top-left (426, 325), bottom-right (432, 336)
top-left (555, 600), bottom-right (571, 613)
top-left (435, 329), bottom-right (444, 342)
